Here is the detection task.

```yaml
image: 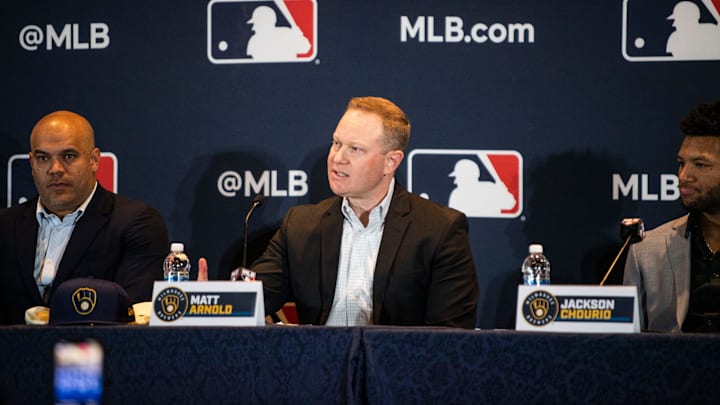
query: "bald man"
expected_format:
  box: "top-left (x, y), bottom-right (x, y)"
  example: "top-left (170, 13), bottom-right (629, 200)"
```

top-left (0, 110), bottom-right (169, 324)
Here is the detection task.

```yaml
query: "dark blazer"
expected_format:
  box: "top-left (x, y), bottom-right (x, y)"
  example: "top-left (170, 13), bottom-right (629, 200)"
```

top-left (0, 184), bottom-right (169, 324)
top-left (253, 183), bottom-right (479, 328)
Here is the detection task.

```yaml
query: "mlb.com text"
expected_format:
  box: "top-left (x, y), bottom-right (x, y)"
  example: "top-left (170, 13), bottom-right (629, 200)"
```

top-left (401, 16), bottom-right (535, 44)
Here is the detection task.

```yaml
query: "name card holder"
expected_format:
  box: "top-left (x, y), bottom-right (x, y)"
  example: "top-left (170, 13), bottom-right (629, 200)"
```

top-left (150, 281), bottom-right (265, 326)
top-left (515, 285), bottom-right (640, 333)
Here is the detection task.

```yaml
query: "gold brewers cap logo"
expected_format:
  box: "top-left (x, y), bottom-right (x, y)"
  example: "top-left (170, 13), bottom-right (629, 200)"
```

top-left (153, 287), bottom-right (188, 322)
top-left (521, 290), bottom-right (558, 326)
top-left (71, 287), bottom-right (97, 315)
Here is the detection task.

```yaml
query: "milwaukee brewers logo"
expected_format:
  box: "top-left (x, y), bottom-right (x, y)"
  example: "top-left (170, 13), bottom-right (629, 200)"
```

top-left (521, 290), bottom-right (558, 326)
top-left (72, 288), bottom-right (97, 315)
top-left (530, 297), bottom-right (550, 319)
top-left (153, 287), bottom-right (188, 322)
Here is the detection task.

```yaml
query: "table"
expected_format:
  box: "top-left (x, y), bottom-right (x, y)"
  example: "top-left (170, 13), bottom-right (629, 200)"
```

top-left (1, 326), bottom-right (718, 404)
top-left (362, 328), bottom-right (720, 404)
top-left (0, 326), bottom-right (360, 404)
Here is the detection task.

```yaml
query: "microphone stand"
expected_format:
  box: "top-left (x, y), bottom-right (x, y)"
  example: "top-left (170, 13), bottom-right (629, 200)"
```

top-left (242, 200), bottom-right (261, 270)
top-left (600, 218), bottom-right (644, 286)
top-left (230, 195), bottom-right (263, 281)
top-left (599, 234), bottom-right (633, 286)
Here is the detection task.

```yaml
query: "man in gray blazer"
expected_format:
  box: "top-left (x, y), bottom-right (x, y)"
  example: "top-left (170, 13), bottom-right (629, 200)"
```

top-left (0, 111), bottom-right (169, 324)
top-left (624, 100), bottom-right (720, 332)
top-left (251, 97), bottom-right (479, 328)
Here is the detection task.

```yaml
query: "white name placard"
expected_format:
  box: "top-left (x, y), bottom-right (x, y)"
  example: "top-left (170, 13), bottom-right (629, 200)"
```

top-left (149, 281), bottom-right (265, 326)
top-left (515, 285), bottom-right (640, 333)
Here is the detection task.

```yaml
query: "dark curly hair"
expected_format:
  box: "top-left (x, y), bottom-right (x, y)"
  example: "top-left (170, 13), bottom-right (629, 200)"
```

top-left (680, 100), bottom-right (720, 136)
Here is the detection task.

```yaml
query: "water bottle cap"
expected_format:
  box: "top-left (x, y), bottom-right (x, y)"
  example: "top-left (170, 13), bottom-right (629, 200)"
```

top-left (170, 242), bottom-right (184, 252)
top-left (528, 244), bottom-right (543, 254)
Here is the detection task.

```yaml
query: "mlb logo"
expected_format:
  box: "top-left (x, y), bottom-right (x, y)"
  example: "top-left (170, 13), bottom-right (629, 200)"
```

top-left (6, 153), bottom-right (117, 207)
top-left (622, 0), bottom-right (720, 61)
top-left (207, 0), bottom-right (317, 64)
top-left (407, 149), bottom-right (523, 219)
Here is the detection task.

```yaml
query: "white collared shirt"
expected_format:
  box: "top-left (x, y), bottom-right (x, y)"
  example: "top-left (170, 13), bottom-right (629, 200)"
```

top-left (34, 183), bottom-right (97, 297)
top-left (326, 178), bottom-right (395, 326)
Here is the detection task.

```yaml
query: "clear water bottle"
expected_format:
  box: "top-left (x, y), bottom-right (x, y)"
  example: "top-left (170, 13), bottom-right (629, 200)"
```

top-left (163, 242), bottom-right (190, 282)
top-left (521, 244), bottom-right (551, 285)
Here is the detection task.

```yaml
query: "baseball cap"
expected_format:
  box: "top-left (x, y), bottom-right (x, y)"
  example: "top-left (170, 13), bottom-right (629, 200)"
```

top-left (49, 278), bottom-right (136, 325)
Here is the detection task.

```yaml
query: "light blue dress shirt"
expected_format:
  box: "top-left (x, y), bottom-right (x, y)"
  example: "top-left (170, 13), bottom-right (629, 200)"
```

top-left (33, 183), bottom-right (97, 298)
top-left (326, 178), bottom-right (395, 326)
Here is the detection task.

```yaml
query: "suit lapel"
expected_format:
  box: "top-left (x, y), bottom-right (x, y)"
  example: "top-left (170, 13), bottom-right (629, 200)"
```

top-left (319, 198), bottom-right (343, 321)
top-left (53, 186), bottom-right (112, 286)
top-left (16, 199), bottom-right (42, 300)
top-left (372, 184), bottom-right (410, 324)
top-left (666, 220), bottom-right (690, 284)
top-left (666, 216), bottom-right (690, 325)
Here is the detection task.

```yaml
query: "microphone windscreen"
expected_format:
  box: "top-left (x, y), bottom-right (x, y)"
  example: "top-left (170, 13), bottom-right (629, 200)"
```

top-left (620, 218), bottom-right (645, 244)
top-left (252, 194), bottom-right (265, 206)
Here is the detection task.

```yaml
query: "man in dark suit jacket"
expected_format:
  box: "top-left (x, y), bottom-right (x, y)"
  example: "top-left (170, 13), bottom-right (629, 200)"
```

top-left (0, 110), bottom-right (168, 325)
top-left (251, 97), bottom-right (479, 328)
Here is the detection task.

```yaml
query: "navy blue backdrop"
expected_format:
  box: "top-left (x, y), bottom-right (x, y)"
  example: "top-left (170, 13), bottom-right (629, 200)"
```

top-left (2, 0), bottom-right (719, 328)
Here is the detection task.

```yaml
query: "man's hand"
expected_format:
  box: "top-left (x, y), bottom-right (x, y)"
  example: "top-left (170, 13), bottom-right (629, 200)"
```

top-left (197, 257), bottom-right (208, 281)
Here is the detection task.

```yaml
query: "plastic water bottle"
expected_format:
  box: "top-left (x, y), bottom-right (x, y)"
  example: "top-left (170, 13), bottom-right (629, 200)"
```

top-left (521, 244), bottom-right (551, 285)
top-left (163, 242), bottom-right (190, 282)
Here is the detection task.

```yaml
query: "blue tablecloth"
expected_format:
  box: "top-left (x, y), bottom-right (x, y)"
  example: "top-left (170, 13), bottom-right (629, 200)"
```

top-left (1, 326), bottom-right (718, 404)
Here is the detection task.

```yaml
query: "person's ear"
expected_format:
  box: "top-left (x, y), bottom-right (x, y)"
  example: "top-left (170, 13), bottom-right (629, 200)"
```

top-left (384, 150), bottom-right (404, 174)
top-left (90, 148), bottom-right (101, 172)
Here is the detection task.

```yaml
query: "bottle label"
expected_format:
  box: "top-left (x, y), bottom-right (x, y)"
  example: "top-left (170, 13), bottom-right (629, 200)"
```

top-left (165, 271), bottom-right (189, 283)
top-left (523, 278), bottom-right (550, 286)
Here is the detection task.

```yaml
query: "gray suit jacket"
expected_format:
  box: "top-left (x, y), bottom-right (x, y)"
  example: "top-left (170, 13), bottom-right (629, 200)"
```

top-left (252, 182), bottom-right (479, 328)
top-left (623, 215), bottom-right (690, 332)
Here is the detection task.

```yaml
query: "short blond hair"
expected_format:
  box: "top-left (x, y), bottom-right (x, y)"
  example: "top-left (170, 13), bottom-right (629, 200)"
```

top-left (347, 97), bottom-right (410, 151)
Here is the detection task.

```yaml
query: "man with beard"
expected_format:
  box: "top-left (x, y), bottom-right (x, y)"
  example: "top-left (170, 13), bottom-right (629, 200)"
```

top-left (624, 100), bottom-right (720, 332)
